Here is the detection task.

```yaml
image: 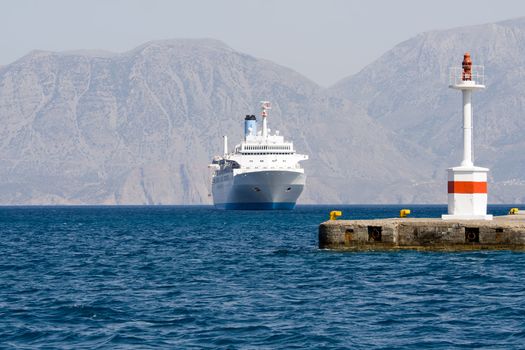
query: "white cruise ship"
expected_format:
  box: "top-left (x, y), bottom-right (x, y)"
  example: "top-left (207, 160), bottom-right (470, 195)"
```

top-left (209, 101), bottom-right (308, 210)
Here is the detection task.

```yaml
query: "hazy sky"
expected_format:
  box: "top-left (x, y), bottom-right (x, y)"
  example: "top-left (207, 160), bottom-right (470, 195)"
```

top-left (2, 0), bottom-right (525, 86)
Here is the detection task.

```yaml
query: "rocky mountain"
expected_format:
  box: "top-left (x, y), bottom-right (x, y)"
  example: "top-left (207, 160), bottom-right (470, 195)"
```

top-left (0, 39), bottom-right (434, 204)
top-left (1, 17), bottom-right (525, 205)
top-left (331, 17), bottom-right (525, 203)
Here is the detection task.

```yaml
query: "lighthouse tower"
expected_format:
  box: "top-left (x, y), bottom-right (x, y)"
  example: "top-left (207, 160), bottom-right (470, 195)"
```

top-left (442, 53), bottom-right (492, 220)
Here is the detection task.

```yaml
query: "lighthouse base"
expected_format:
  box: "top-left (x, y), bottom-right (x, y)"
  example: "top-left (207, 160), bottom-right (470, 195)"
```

top-left (442, 214), bottom-right (493, 220)
top-left (442, 166), bottom-right (492, 221)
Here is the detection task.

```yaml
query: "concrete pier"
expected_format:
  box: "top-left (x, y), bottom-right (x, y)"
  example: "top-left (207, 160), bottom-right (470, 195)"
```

top-left (319, 215), bottom-right (525, 251)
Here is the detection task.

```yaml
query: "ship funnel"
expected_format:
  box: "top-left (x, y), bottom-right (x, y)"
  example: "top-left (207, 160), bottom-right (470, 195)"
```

top-left (223, 135), bottom-right (228, 156)
top-left (244, 115), bottom-right (257, 139)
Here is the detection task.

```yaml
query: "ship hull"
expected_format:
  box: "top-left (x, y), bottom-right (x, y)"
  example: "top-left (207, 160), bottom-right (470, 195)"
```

top-left (213, 170), bottom-right (305, 210)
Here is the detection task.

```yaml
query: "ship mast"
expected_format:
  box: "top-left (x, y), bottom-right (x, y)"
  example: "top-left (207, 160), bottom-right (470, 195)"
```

top-left (261, 101), bottom-right (271, 138)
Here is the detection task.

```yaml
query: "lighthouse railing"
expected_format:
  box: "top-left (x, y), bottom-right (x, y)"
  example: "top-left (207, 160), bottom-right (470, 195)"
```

top-left (449, 65), bottom-right (485, 86)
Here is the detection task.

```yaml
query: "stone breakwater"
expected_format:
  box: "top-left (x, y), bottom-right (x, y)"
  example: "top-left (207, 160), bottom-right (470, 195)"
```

top-left (319, 215), bottom-right (525, 251)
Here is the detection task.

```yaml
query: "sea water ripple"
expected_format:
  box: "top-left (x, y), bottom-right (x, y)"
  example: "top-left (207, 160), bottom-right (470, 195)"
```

top-left (0, 205), bottom-right (524, 349)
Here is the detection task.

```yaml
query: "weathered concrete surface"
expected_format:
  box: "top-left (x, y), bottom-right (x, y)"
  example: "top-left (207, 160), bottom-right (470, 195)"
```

top-left (319, 215), bottom-right (525, 251)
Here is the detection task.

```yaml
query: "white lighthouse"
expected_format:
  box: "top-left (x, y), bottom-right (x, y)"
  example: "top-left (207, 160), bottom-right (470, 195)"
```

top-left (442, 53), bottom-right (492, 220)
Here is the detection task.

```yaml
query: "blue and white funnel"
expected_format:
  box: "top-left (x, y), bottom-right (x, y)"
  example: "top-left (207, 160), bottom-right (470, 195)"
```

top-left (244, 115), bottom-right (257, 139)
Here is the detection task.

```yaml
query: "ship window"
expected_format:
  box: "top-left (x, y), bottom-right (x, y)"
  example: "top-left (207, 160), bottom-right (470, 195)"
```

top-left (260, 160), bottom-right (264, 162)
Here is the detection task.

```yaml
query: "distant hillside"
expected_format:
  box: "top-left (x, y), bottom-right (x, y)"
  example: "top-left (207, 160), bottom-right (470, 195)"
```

top-left (331, 17), bottom-right (525, 203)
top-left (1, 17), bottom-right (525, 205)
top-left (0, 39), bottom-right (434, 204)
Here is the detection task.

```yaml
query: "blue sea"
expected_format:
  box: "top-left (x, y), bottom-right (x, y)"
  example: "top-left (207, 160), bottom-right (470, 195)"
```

top-left (1, 205), bottom-right (524, 349)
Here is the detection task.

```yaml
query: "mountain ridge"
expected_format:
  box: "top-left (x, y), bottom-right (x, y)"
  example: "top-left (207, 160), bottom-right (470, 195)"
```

top-left (331, 16), bottom-right (525, 203)
top-left (2, 37), bottom-right (428, 204)
top-left (2, 17), bottom-right (525, 204)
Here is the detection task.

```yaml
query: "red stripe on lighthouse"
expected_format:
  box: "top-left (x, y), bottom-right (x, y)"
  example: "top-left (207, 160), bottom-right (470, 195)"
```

top-left (448, 181), bottom-right (487, 194)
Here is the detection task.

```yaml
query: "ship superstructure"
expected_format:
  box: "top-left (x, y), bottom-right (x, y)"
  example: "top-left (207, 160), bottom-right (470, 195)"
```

top-left (210, 101), bottom-right (308, 209)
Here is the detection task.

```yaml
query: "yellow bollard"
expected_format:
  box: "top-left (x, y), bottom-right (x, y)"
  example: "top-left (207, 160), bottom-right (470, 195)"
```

top-left (329, 210), bottom-right (342, 220)
top-left (400, 209), bottom-right (411, 218)
top-left (509, 208), bottom-right (519, 215)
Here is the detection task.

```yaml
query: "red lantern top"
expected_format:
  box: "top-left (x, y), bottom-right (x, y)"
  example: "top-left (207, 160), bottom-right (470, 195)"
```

top-left (462, 52), bottom-right (472, 81)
